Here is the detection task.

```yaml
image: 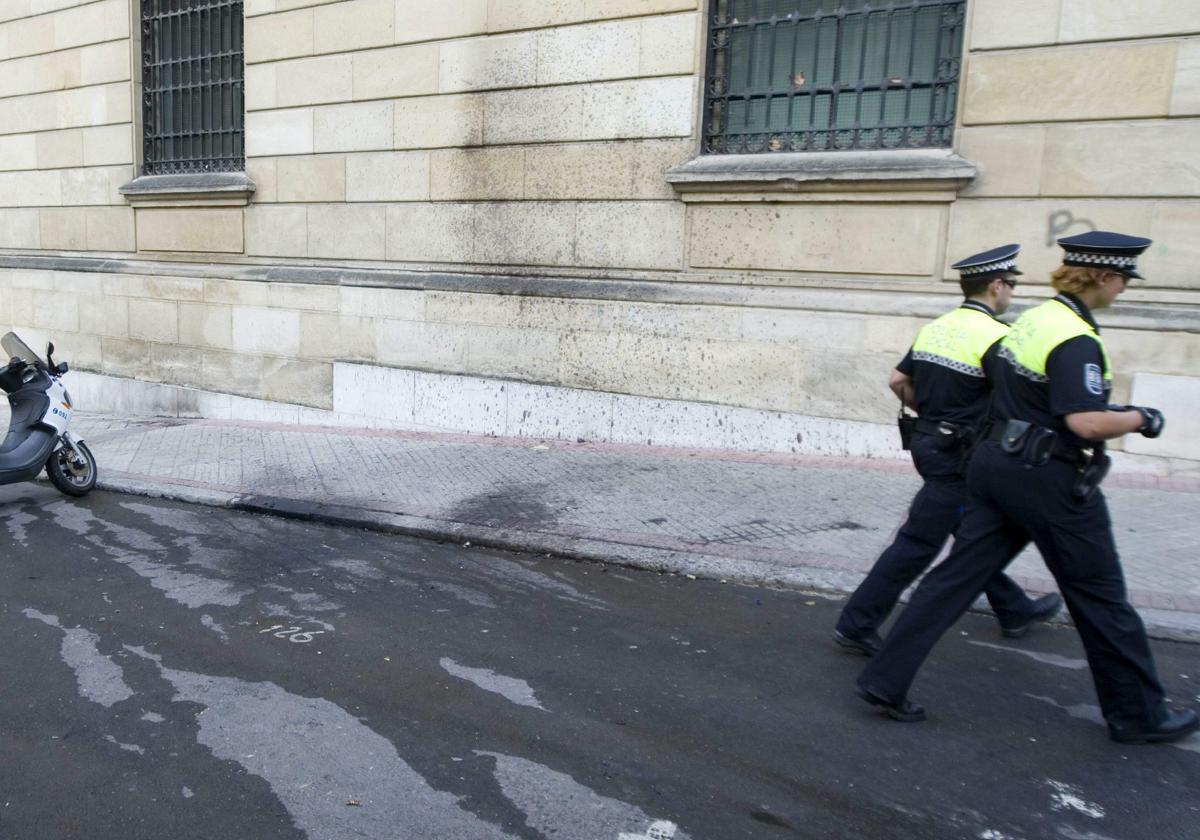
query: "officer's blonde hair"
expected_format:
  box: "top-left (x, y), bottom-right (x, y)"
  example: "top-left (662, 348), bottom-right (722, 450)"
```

top-left (1050, 266), bottom-right (1108, 295)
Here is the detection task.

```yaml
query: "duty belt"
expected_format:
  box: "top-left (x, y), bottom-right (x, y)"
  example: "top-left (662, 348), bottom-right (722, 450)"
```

top-left (984, 420), bottom-right (1094, 467)
top-left (913, 418), bottom-right (960, 437)
top-left (911, 418), bottom-right (974, 453)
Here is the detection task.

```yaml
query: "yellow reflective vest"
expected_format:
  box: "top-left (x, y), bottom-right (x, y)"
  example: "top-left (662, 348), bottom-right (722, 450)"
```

top-left (997, 297), bottom-right (1112, 386)
top-left (911, 304), bottom-right (1009, 378)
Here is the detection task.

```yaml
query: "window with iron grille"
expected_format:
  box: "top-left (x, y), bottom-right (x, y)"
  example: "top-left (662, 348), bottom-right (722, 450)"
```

top-left (141, 0), bottom-right (245, 175)
top-left (703, 0), bottom-right (967, 155)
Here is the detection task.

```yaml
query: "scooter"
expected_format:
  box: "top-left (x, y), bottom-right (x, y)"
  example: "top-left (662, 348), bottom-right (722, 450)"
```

top-left (0, 331), bottom-right (97, 497)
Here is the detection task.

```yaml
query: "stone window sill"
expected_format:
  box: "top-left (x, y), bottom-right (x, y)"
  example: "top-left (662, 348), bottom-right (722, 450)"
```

top-left (119, 172), bottom-right (257, 208)
top-left (665, 149), bottom-right (976, 201)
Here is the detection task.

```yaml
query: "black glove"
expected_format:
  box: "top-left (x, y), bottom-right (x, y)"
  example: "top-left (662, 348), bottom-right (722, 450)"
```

top-left (1133, 406), bottom-right (1165, 438)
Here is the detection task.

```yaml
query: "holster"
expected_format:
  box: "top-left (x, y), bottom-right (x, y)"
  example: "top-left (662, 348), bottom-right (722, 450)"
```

top-left (1072, 452), bottom-right (1111, 500)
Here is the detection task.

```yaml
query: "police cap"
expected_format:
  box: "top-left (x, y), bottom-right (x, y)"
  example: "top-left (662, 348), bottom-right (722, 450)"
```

top-left (950, 243), bottom-right (1023, 280)
top-left (1057, 230), bottom-right (1152, 279)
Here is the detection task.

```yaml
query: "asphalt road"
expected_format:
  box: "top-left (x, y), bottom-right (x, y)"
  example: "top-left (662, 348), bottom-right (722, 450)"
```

top-left (0, 484), bottom-right (1197, 840)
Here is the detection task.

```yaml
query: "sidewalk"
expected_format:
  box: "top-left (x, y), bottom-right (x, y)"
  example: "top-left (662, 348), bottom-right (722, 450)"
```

top-left (72, 412), bottom-right (1200, 642)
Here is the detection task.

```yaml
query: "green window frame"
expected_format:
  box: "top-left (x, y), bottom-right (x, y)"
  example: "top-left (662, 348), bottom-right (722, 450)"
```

top-left (141, 0), bottom-right (245, 175)
top-left (702, 0), bottom-right (967, 154)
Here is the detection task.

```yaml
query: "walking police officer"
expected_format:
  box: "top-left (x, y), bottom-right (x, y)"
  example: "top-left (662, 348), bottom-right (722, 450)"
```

top-left (856, 231), bottom-right (1200, 745)
top-left (834, 245), bottom-right (1061, 657)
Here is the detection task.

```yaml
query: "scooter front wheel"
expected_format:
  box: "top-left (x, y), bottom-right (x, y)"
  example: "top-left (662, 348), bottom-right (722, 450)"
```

top-left (46, 440), bottom-right (97, 497)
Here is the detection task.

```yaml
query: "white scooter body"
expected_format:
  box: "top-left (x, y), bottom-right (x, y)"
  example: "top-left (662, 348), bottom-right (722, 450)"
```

top-left (43, 375), bottom-right (73, 435)
top-left (0, 332), bottom-right (96, 496)
top-left (42, 373), bottom-right (88, 461)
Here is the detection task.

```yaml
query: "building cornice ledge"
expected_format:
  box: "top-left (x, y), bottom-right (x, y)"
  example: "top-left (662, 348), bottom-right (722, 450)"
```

top-left (119, 172), bottom-right (256, 208)
top-left (0, 254), bottom-right (1196, 334)
top-left (666, 149), bottom-right (977, 199)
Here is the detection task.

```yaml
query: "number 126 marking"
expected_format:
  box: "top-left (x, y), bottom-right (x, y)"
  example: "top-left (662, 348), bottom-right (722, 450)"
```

top-left (259, 624), bottom-right (325, 644)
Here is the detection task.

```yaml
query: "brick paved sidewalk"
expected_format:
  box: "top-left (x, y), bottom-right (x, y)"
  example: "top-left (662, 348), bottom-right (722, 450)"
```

top-left (72, 413), bottom-right (1200, 641)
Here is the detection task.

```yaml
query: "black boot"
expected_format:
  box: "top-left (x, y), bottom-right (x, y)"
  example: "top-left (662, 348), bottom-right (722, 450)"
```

top-left (833, 628), bottom-right (883, 657)
top-left (856, 684), bottom-right (926, 722)
top-left (1109, 708), bottom-right (1200, 745)
top-left (999, 593), bottom-right (1063, 638)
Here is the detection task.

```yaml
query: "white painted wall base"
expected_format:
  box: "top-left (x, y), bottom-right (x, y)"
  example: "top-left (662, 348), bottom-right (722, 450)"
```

top-left (66, 364), bottom-right (905, 459)
top-left (62, 364), bottom-right (1198, 477)
top-left (330, 363), bottom-right (905, 458)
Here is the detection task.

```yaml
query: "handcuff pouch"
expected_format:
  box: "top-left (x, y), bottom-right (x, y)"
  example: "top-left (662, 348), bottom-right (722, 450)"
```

top-left (998, 420), bottom-right (1032, 455)
top-left (996, 419), bottom-right (1057, 466)
top-left (934, 421), bottom-right (963, 452)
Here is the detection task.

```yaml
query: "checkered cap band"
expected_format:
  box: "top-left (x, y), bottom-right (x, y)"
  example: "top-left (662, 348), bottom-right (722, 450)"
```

top-left (1062, 251), bottom-right (1137, 269)
top-left (959, 258), bottom-right (1016, 276)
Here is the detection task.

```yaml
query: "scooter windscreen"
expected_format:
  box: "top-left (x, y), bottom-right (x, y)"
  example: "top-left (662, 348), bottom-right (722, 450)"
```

top-left (1, 332), bottom-right (44, 367)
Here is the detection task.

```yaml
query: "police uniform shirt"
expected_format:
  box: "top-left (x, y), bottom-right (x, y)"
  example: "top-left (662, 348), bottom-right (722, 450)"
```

top-left (895, 301), bottom-right (1008, 427)
top-left (989, 292), bottom-right (1111, 449)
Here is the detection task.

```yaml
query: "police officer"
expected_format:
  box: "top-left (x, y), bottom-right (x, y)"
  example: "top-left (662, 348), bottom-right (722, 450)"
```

top-left (833, 245), bottom-right (1062, 657)
top-left (856, 231), bottom-right (1200, 745)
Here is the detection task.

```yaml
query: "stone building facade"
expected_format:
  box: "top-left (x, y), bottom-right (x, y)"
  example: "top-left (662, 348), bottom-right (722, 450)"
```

top-left (0, 0), bottom-right (1197, 466)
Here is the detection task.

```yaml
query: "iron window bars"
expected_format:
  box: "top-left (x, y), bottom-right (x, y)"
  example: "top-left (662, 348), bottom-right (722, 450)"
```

top-left (703, 0), bottom-right (966, 154)
top-left (141, 0), bottom-right (245, 175)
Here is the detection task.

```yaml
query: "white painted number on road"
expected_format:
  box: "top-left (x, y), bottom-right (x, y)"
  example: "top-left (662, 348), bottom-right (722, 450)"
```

top-left (259, 624), bottom-right (326, 644)
top-left (620, 820), bottom-right (678, 840)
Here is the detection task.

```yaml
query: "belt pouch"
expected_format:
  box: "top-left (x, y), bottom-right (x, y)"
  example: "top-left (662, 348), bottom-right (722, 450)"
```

top-left (898, 411), bottom-right (916, 451)
top-left (1022, 426), bottom-right (1058, 466)
top-left (934, 421), bottom-right (962, 452)
top-left (999, 420), bottom-right (1032, 455)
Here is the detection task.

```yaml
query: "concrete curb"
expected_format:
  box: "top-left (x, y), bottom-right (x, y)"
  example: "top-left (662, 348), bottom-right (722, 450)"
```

top-left (96, 474), bottom-right (1200, 645)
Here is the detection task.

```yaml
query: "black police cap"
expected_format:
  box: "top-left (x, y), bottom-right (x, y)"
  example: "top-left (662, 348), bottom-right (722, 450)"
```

top-left (950, 243), bottom-right (1023, 280)
top-left (1057, 230), bottom-right (1151, 279)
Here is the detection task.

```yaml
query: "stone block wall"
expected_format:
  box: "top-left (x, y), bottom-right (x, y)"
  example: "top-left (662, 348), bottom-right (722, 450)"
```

top-left (1, 0), bottom-right (1199, 458)
top-left (950, 0), bottom-right (1200, 287)
top-left (238, 0), bottom-right (698, 271)
top-left (0, 265), bottom-right (961, 424)
top-left (0, 0), bottom-right (134, 250)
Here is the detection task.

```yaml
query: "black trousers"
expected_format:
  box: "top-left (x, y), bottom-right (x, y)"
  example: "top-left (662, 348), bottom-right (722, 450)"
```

top-left (859, 441), bottom-right (1166, 728)
top-left (836, 433), bottom-right (1033, 637)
